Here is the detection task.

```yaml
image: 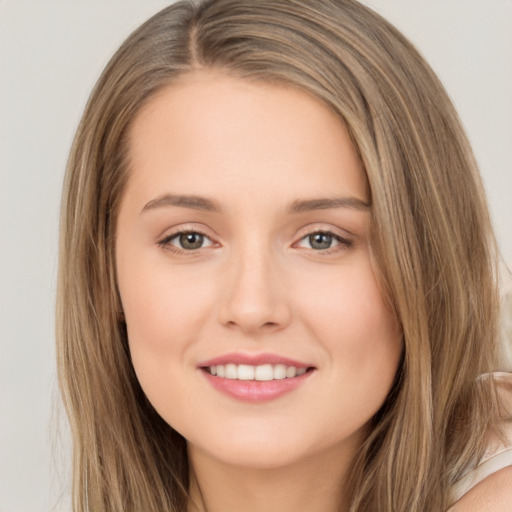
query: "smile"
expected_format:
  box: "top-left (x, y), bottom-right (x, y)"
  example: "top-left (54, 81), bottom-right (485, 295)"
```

top-left (199, 354), bottom-right (315, 403)
top-left (206, 364), bottom-right (308, 381)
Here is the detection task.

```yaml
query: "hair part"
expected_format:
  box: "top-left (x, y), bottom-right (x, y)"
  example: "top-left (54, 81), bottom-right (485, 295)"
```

top-left (57, 1), bottom-right (503, 510)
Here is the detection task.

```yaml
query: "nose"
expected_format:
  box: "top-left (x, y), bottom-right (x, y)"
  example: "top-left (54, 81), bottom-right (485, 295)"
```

top-left (217, 249), bottom-right (292, 335)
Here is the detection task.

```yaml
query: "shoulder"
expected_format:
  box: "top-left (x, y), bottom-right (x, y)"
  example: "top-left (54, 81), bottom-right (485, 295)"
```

top-left (448, 372), bottom-right (512, 511)
top-left (447, 465), bottom-right (512, 511)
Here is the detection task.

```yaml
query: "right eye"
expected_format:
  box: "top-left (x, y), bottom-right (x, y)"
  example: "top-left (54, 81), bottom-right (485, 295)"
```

top-left (158, 231), bottom-right (214, 252)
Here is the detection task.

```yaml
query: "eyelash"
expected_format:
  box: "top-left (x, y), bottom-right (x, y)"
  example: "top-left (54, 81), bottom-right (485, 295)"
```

top-left (157, 228), bottom-right (215, 254)
top-left (294, 231), bottom-right (353, 254)
top-left (157, 229), bottom-right (353, 255)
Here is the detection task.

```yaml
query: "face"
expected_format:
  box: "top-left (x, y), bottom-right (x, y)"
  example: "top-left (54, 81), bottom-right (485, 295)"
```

top-left (116, 71), bottom-right (402, 471)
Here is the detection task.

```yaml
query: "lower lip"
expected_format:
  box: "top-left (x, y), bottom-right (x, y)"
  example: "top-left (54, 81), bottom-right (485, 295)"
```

top-left (201, 370), bottom-right (314, 403)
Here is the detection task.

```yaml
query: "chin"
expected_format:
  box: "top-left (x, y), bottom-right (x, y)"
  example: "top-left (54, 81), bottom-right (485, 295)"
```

top-left (199, 443), bottom-right (309, 470)
top-left (185, 422), bottom-right (335, 471)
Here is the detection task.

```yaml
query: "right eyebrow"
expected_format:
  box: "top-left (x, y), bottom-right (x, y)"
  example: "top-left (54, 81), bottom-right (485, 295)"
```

top-left (141, 193), bottom-right (221, 214)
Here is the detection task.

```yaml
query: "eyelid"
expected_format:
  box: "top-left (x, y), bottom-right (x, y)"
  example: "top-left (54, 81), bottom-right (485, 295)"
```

top-left (292, 224), bottom-right (354, 253)
top-left (293, 223), bottom-right (354, 241)
top-left (155, 223), bottom-right (354, 255)
top-left (295, 233), bottom-right (342, 248)
top-left (156, 225), bottom-right (219, 253)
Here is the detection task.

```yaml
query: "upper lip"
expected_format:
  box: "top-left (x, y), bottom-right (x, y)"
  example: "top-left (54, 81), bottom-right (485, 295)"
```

top-left (198, 352), bottom-right (313, 369)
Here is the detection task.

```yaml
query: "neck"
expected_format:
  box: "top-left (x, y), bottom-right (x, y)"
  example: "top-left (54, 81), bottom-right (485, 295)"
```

top-left (186, 444), bottom-right (355, 512)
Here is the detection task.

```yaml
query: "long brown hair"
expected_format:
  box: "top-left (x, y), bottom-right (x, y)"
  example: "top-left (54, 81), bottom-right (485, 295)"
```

top-left (57, 1), bottom-right (503, 510)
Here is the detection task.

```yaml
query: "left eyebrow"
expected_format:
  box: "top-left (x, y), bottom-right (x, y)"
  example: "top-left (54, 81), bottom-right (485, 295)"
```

top-left (288, 197), bottom-right (370, 213)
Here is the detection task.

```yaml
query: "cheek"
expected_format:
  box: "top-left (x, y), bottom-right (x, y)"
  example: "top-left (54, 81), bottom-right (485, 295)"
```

top-left (301, 264), bottom-right (397, 335)
top-left (298, 263), bottom-right (402, 377)
top-left (118, 259), bottom-right (224, 410)
top-left (119, 259), bottom-right (215, 350)
top-left (118, 264), bottom-right (215, 422)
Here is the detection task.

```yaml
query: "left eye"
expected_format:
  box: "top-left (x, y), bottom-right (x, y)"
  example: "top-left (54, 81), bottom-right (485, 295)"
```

top-left (161, 231), bottom-right (214, 251)
top-left (296, 232), bottom-right (347, 250)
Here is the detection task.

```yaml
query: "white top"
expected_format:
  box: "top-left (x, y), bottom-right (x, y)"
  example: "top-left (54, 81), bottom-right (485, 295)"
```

top-left (450, 372), bottom-right (512, 503)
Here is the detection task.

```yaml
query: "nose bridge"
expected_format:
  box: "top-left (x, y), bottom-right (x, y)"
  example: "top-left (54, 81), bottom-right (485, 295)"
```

top-left (219, 236), bottom-right (290, 333)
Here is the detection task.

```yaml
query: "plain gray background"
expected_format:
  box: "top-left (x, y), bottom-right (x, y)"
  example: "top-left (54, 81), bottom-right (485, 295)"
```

top-left (1, 1), bottom-right (511, 511)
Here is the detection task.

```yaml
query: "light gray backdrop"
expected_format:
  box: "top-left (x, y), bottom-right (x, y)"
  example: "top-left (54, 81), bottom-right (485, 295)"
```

top-left (1, 1), bottom-right (511, 511)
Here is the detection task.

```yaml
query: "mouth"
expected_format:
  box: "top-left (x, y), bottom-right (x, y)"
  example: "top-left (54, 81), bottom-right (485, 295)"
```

top-left (202, 363), bottom-right (311, 381)
top-left (198, 354), bottom-right (316, 402)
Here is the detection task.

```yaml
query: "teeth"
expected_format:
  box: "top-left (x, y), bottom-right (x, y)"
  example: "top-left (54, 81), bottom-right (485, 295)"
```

top-left (225, 364), bottom-right (237, 379)
top-left (286, 366), bottom-right (297, 378)
top-left (273, 364), bottom-right (287, 380)
top-left (206, 364), bottom-right (309, 380)
top-left (237, 364), bottom-right (255, 380)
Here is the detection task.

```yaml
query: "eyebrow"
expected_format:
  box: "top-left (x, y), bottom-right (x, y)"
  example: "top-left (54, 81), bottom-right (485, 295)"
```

top-left (141, 194), bottom-right (221, 213)
top-left (141, 193), bottom-right (370, 215)
top-left (288, 197), bottom-right (370, 213)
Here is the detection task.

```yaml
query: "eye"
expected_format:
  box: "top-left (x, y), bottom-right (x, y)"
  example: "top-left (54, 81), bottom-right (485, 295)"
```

top-left (158, 231), bottom-right (214, 251)
top-left (295, 231), bottom-right (351, 251)
top-left (307, 232), bottom-right (336, 250)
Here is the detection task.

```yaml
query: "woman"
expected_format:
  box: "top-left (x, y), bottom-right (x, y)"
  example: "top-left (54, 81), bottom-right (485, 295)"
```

top-left (56, 0), bottom-right (512, 510)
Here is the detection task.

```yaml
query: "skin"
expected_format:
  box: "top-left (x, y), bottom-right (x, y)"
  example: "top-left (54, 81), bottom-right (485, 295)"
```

top-left (448, 467), bottom-right (512, 511)
top-left (116, 70), bottom-right (403, 512)
top-left (448, 379), bottom-right (512, 511)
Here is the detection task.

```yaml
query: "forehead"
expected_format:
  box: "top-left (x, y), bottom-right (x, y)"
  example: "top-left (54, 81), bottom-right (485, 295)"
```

top-left (125, 70), bottom-right (368, 208)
